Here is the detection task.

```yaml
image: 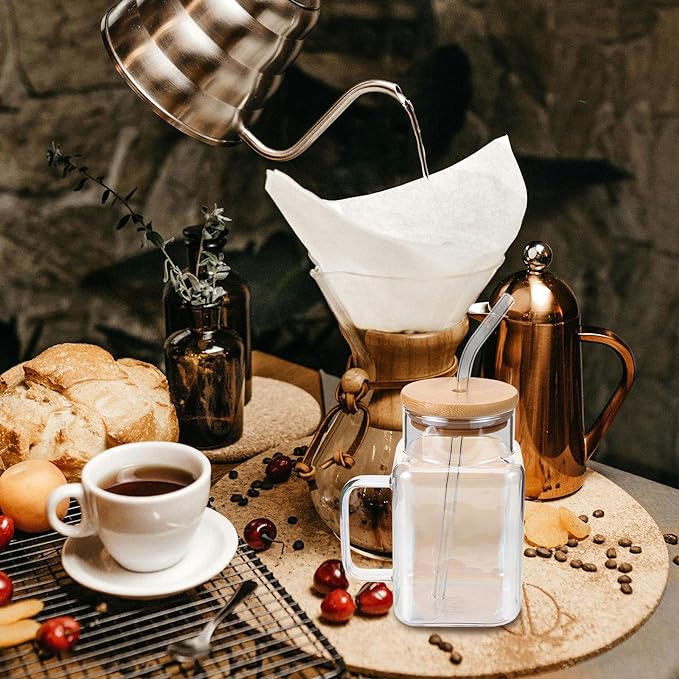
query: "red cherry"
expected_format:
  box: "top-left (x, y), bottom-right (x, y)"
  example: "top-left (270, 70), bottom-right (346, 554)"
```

top-left (37, 616), bottom-right (81, 653)
top-left (320, 588), bottom-right (355, 623)
top-left (0, 570), bottom-right (13, 606)
top-left (243, 518), bottom-right (277, 551)
top-left (265, 456), bottom-right (293, 483)
top-left (356, 582), bottom-right (393, 615)
top-left (0, 515), bottom-right (14, 551)
top-left (313, 559), bottom-right (349, 595)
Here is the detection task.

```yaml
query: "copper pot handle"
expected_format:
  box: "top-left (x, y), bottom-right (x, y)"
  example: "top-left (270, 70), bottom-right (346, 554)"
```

top-left (579, 327), bottom-right (636, 460)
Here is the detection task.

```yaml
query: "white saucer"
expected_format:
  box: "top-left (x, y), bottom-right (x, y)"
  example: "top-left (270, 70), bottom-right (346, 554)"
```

top-left (62, 509), bottom-right (238, 600)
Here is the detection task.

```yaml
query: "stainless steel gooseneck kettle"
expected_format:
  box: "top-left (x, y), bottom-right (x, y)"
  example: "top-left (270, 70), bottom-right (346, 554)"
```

top-left (101, 0), bottom-right (417, 164)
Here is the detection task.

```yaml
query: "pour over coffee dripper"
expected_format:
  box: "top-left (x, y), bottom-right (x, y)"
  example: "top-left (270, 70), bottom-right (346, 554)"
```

top-left (296, 266), bottom-right (501, 554)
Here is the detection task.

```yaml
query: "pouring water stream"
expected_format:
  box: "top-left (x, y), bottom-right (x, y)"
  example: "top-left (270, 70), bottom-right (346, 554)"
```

top-left (402, 98), bottom-right (430, 179)
top-left (432, 293), bottom-right (514, 600)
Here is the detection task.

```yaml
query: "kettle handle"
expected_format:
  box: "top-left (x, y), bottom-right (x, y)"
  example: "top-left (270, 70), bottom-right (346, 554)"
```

top-left (579, 327), bottom-right (636, 460)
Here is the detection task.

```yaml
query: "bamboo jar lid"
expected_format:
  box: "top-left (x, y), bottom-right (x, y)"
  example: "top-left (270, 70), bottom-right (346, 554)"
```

top-left (401, 376), bottom-right (519, 419)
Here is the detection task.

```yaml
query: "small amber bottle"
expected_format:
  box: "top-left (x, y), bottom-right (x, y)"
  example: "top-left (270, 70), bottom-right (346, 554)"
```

top-left (164, 225), bottom-right (252, 403)
top-left (165, 303), bottom-right (244, 449)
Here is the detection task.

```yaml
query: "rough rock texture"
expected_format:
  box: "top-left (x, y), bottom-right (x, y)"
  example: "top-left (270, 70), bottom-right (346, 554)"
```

top-left (0, 0), bottom-right (677, 485)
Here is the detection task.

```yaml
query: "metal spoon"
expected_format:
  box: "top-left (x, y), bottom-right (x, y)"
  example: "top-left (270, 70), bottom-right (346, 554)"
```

top-left (167, 580), bottom-right (257, 663)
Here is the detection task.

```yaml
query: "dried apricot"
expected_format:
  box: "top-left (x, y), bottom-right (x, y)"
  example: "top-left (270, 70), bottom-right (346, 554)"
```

top-left (558, 507), bottom-right (591, 540)
top-left (524, 507), bottom-right (568, 548)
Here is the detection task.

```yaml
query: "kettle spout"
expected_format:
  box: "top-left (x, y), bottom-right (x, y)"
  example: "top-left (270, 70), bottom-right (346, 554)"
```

top-left (239, 80), bottom-right (410, 163)
top-left (468, 301), bottom-right (491, 323)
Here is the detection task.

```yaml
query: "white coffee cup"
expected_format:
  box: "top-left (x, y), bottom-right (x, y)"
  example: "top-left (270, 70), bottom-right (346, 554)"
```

top-left (47, 441), bottom-right (211, 572)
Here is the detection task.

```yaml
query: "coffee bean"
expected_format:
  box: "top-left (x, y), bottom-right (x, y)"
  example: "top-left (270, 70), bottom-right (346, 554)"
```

top-left (449, 651), bottom-right (463, 665)
top-left (592, 509), bottom-right (605, 518)
top-left (570, 559), bottom-right (583, 569)
top-left (557, 545), bottom-right (568, 554)
top-left (673, 555), bottom-right (679, 566)
top-left (567, 538), bottom-right (579, 548)
top-left (629, 545), bottom-right (642, 554)
top-left (262, 457), bottom-right (272, 464)
top-left (228, 470), bottom-right (239, 479)
top-left (555, 551), bottom-right (567, 563)
top-left (618, 537), bottom-right (632, 548)
top-left (292, 540), bottom-right (304, 551)
top-left (620, 583), bottom-right (633, 595)
top-left (579, 515), bottom-right (589, 523)
top-left (247, 488), bottom-right (260, 498)
top-left (287, 516), bottom-right (298, 525)
top-left (230, 494), bottom-right (242, 503)
top-left (428, 634), bottom-right (442, 646)
top-left (293, 445), bottom-right (308, 456)
top-left (261, 481), bottom-right (274, 490)
top-left (251, 479), bottom-right (263, 489)
top-left (618, 562), bottom-right (633, 573)
top-left (273, 451), bottom-right (284, 458)
top-left (537, 547), bottom-right (553, 558)
top-left (582, 563), bottom-right (597, 572)
top-left (439, 642), bottom-right (453, 653)
top-left (605, 559), bottom-right (618, 569)
top-left (238, 497), bottom-right (248, 506)
top-left (618, 575), bottom-right (632, 584)
top-left (606, 548), bottom-right (617, 559)
top-left (593, 534), bottom-right (605, 544)
top-left (524, 548), bottom-right (537, 558)
top-left (663, 533), bottom-right (678, 545)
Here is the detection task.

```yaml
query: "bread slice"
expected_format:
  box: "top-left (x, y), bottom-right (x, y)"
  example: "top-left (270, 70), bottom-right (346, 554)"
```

top-left (0, 344), bottom-right (180, 480)
top-left (66, 379), bottom-right (156, 447)
top-left (0, 364), bottom-right (25, 391)
top-left (23, 343), bottom-right (126, 392)
top-left (0, 382), bottom-right (107, 480)
top-left (117, 358), bottom-right (179, 442)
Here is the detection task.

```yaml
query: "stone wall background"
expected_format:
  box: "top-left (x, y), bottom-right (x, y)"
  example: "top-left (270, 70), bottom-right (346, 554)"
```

top-left (0, 0), bottom-right (677, 486)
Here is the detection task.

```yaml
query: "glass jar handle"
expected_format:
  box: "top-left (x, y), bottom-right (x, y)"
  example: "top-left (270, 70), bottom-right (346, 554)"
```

top-left (339, 475), bottom-right (393, 582)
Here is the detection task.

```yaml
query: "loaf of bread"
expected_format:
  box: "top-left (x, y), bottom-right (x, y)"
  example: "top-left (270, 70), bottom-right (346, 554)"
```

top-left (0, 344), bottom-right (179, 480)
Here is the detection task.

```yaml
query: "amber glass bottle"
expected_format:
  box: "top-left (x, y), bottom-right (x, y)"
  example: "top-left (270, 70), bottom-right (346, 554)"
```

top-left (164, 225), bottom-right (252, 403)
top-left (165, 303), bottom-right (244, 449)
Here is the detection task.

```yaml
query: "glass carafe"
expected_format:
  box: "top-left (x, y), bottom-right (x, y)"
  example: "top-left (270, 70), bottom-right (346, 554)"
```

top-left (298, 269), bottom-right (472, 555)
top-left (339, 376), bottom-right (524, 626)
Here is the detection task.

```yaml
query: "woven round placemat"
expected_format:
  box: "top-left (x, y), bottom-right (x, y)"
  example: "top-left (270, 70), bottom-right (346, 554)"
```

top-left (213, 446), bottom-right (669, 678)
top-left (203, 377), bottom-right (321, 462)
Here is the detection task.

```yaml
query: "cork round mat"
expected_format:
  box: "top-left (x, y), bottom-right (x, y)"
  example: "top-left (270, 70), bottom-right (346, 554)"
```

top-left (203, 377), bottom-right (320, 462)
top-left (213, 443), bottom-right (669, 678)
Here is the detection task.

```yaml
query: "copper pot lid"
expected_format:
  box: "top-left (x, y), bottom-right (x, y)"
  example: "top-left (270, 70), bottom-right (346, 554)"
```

top-left (490, 241), bottom-right (579, 324)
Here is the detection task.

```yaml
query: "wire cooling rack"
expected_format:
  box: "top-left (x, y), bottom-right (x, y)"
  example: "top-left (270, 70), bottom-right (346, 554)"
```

top-left (0, 507), bottom-right (345, 678)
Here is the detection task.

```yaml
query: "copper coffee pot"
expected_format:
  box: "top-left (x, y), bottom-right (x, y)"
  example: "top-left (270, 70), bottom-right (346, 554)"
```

top-left (101, 0), bottom-right (422, 167)
top-left (469, 241), bottom-right (635, 500)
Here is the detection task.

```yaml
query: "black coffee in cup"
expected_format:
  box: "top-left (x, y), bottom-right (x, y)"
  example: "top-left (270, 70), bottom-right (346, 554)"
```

top-left (102, 465), bottom-right (195, 497)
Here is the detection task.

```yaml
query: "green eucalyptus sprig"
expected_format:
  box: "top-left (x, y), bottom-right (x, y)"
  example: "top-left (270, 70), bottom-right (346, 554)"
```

top-left (46, 143), bottom-right (230, 306)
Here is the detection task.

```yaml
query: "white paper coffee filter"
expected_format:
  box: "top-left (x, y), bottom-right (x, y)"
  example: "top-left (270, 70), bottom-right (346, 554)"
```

top-left (312, 264), bottom-right (502, 333)
top-left (265, 135), bottom-right (526, 331)
top-left (338, 136), bottom-right (526, 247)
